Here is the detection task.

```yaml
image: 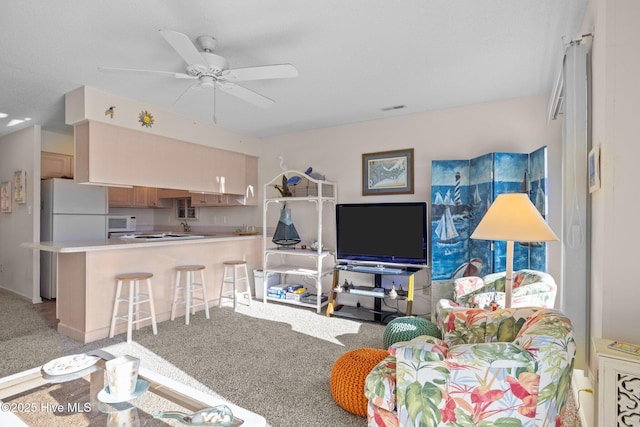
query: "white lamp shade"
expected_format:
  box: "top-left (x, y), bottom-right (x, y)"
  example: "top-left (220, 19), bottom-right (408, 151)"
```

top-left (471, 193), bottom-right (558, 242)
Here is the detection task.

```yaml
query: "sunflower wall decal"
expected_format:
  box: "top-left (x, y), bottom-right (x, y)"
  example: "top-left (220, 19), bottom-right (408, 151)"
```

top-left (138, 110), bottom-right (155, 128)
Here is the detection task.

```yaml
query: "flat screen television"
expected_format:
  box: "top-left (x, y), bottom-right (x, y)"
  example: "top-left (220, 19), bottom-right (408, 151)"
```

top-left (335, 202), bottom-right (429, 269)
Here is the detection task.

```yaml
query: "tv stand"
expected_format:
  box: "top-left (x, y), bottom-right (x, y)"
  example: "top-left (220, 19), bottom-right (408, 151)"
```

top-left (326, 267), bottom-right (417, 324)
top-left (348, 265), bottom-right (404, 275)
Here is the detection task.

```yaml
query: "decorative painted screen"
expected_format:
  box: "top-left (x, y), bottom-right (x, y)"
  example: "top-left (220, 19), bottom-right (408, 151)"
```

top-left (431, 146), bottom-right (548, 281)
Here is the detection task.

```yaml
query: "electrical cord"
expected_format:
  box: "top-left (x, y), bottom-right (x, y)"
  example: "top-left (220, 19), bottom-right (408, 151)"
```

top-left (576, 388), bottom-right (593, 411)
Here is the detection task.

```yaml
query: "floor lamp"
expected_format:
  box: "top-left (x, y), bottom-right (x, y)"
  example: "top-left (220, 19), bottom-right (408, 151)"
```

top-left (471, 193), bottom-right (558, 308)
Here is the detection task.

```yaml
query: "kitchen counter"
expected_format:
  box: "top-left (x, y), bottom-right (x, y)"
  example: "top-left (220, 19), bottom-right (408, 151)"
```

top-left (28, 233), bottom-right (262, 343)
top-left (31, 233), bottom-right (258, 253)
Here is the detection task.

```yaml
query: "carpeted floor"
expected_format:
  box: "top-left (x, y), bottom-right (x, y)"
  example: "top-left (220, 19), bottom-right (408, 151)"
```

top-left (0, 289), bottom-right (582, 426)
top-left (132, 302), bottom-right (385, 427)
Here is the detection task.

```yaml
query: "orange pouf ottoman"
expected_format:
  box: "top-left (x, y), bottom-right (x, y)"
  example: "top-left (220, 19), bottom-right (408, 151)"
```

top-left (330, 348), bottom-right (389, 417)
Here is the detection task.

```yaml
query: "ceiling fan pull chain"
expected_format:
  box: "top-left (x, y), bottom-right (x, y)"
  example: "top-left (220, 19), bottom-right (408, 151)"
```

top-left (212, 86), bottom-right (217, 124)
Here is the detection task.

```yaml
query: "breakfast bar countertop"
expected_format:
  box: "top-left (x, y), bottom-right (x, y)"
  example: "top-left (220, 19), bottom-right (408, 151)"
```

top-left (28, 233), bottom-right (260, 253)
top-left (27, 231), bottom-right (263, 344)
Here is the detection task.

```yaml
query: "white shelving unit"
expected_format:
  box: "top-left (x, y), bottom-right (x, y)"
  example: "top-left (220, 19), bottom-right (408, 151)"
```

top-left (262, 170), bottom-right (337, 313)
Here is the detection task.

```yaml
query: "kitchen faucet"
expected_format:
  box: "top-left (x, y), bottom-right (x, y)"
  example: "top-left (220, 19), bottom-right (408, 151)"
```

top-left (180, 221), bottom-right (191, 232)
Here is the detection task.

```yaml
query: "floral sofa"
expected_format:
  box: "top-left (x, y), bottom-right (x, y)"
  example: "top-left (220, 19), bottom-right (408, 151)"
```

top-left (365, 300), bottom-right (576, 426)
top-left (453, 269), bottom-right (557, 309)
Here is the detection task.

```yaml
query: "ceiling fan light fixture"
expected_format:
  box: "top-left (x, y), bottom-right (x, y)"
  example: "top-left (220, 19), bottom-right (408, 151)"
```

top-left (199, 76), bottom-right (216, 88)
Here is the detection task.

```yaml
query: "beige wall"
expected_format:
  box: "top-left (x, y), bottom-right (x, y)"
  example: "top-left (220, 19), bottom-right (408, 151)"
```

top-left (41, 131), bottom-right (73, 155)
top-left (66, 86), bottom-right (262, 155)
top-left (585, 0), bottom-right (640, 375)
top-left (258, 94), bottom-right (563, 283)
top-left (254, 94), bottom-right (562, 317)
top-left (2, 91), bottom-right (564, 315)
top-left (0, 126), bottom-right (41, 302)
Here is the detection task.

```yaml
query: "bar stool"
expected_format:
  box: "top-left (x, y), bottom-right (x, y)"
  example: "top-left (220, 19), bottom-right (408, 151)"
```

top-left (219, 260), bottom-right (252, 310)
top-left (171, 264), bottom-right (210, 325)
top-left (109, 272), bottom-right (158, 344)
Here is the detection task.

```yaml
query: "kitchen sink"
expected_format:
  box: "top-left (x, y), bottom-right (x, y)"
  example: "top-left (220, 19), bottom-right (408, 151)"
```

top-left (119, 233), bottom-right (205, 242)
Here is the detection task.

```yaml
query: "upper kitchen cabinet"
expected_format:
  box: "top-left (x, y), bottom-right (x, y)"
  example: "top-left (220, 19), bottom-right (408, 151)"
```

top-left (226, 155), bottom-right (258, 206)
top-left (41, 151), bottom-right (74, 179)
top-left (108, 186), bottom-right (171, 208)
top-left (147, 187), bottom-right (173, 208)
top-left (74, 121), bottom-right (251, 195)
top-left (243, 155), bottom-right (258, 206)
top-left (157, 189), bottom-right (191, 199)
top-left (190, 192), bottom-right (229, 206)
top-left (211, 150), bottom-right (246, 195)
top-left (108, 187), bottom-right (132, 207)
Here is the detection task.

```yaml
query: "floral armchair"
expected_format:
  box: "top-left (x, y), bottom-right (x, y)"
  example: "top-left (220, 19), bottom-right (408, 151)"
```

top-left (365, 301), bottom-right (576, 427)
top-left (453, 269), bottom-right (557, 309)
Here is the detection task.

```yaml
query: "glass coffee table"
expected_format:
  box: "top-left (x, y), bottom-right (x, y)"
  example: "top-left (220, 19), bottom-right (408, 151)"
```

top-left (0, 350), bottom-right (266, 426)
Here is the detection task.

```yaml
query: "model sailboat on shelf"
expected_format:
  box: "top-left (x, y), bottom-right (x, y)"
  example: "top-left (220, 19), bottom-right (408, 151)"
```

top-left (272, 202), bottom-right (301, 247)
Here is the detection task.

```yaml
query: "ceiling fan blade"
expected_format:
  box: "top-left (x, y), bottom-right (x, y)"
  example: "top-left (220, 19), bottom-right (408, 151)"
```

top-left (217, 82), bottom-right (275, 108)
top-left (159, 29), bottom-right (206, 67)
top-left (172, 82), bottom-right (200, 106)
top-left (98, 66), bottom-right (195, 79)
top-left (222, 64), bottom-right (298, 82)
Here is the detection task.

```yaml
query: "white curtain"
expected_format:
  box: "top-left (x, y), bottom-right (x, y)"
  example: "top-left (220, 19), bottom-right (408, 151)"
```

top-left (561, 42), bottom-right (589, 371)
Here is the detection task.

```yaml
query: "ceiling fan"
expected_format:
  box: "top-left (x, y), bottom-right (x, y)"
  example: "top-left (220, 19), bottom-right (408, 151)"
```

top-left (98, 30), bottom-right (298, 117)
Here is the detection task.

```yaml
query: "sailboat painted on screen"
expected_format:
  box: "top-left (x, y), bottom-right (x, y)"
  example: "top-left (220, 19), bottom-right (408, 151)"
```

top-left (473, 185), bottom-right (481, 205)
top-left (435, 206), bottom-right (459, 243)
top-left (535, 181), bottom-right (546, 213)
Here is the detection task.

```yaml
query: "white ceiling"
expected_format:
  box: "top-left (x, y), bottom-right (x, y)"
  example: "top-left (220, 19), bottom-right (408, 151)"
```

top-left (0, 0), bottom-right (588, 140)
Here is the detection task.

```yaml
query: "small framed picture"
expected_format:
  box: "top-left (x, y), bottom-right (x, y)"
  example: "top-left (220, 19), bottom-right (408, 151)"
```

top-left (362, 148), bottom-right (414, 195)
top-left (14, 170), bottom-right (26, 204)
top-left (1, 181), bottom-right (12, 213)
top-left (588, 145), bottom-right (600, 193)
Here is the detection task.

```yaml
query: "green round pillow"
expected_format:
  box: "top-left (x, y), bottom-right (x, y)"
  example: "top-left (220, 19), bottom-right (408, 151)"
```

top-left (383, 316), bottom-right (442, 349)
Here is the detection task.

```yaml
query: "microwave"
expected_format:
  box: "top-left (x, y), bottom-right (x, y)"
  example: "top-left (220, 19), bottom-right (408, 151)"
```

top-left (108, 216), bottom-right (136, 232)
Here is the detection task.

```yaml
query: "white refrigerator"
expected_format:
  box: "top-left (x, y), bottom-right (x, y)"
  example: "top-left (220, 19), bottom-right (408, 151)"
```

top-left (40, 178), bottom-right (108, 299)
